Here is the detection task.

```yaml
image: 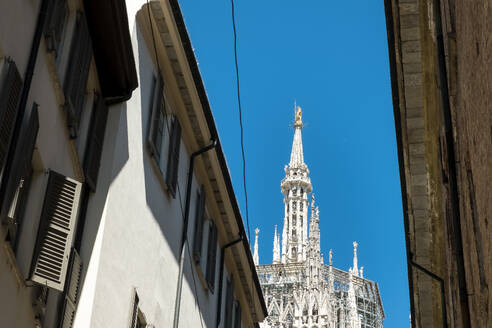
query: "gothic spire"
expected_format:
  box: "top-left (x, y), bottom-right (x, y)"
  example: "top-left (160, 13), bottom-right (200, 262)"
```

top-left (273, 225), bottom-right (280, 263)
top-left (253, 228), bottom-right (259, 265)
top-left (280, 105), bottom-right (312, 264)
top-left (352, 241), bottom-right (359, 277)
top-left (289, 105), bottom-right (305, 168)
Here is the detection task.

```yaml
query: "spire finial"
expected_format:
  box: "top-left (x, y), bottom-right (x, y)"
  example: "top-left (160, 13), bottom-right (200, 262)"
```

top-left (253, 228), bottom-right (259, 265)
top-left (273, 225), bottom-right (280, 263)
top-left (329, 249), bottom-right (333, 266)
top-left (294, 105), bottom-right (303, 127)
top-left (352, 241), bottom-right (359, 276)
top-left (360, 266), bottom-right (364, 278)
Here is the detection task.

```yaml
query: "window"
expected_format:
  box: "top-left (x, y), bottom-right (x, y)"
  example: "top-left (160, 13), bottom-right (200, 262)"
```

top-left (205, 220), bottom-right (218, 291)
top-left (292, 202), bottom-right (296, 211)
top-left (58, 249), bottom-right (83, 328)
top-left (1, 105), bottom-right (38, 252)
top-left (225, 277), bottom-right (234, 328)
top-left (192, 186), bottom-right (206, 264)
top-left (0, 57), bottom-right (22, 185)
top-left (83, 94), bottom-right (108, 191)
top-left (63, 12), bottom-right (93, 138)
top-left (130, 291), bottom-right (147, 328)
top-left (147, 75), bottom-right (181, 197)
top-left (44, 0), bottom-right (69, 59)
top-left (300, 202), bottom-right (303, 211)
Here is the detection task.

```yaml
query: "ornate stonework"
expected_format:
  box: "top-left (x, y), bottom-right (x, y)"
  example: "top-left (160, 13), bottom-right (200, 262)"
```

top-left (255, 106), bottom-right (384, 328)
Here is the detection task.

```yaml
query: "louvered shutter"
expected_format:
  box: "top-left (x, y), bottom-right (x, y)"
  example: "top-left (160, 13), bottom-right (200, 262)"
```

top-left (225, 277), bottom-right (234, 328)
top-left (83, 94), bottom-right (108, 191)
top-left (63, 12), bottom-right (92, 138)
top-left (44, 0), bottom-right (68, 57)
top-left (234, 300), bottom-right (242, 328)
top-left (147, 76), bottom-right (164, 160)
top-left (165, 115), bottom-right (181, 196)
top-left (59, 248), bottom-right (82, 328)
top-left (130, 292), bottom-right (140, 328)
top-left (31, 171), bottom-right (83, 291)
top-left (192, 186), bottom-right (206, 263)
top-left (205, 221), bottom-right (218, 291)
top-left (0, 58), bottom-right (22, 181)
top-left (2, 105), bottom-right (38, 243)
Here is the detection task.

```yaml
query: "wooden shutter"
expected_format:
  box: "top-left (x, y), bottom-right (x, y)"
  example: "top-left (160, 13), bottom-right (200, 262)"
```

top-left (44, 0), bottom-right (68, 57)
top-left (147, 75), bottom-right (164, 160)
top-left (130, 292), bottom-right (140, 328)
top-left (59, 248), bottom-right (82, 328)
top-left (192, 186), bottom-right (206, 263)
top-left (165, 115), bottom-right (181, 196)
top-left (83, 94), bottom-right (108, 191)
top-left (2, 105), bottom-right (39, 245)
top-left (234, 300), bottom-right (242, 328)
top-left (206, 221), bottom-right (218, 291)
top-left (64, 12), bottom-right (92, 138)
top-left (0, 57), bottom-right (22, 180)
top-left (225, 277), bottom-right (234, 328)
top-left (31, 171), bottom-right (83, 291)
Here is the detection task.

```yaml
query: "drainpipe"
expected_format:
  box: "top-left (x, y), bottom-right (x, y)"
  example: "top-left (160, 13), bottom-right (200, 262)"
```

top-left (215, 235), bottom-right (243, 328)
top-left (173, 139), bottom-right (217, 328)
top-left (0, 0), bottom-right (51, 212)
top-left (409, 260), bottom-right (448, 328)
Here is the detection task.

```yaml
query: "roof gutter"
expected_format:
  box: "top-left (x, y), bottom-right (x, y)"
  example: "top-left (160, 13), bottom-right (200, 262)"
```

top-left (167, 0), bottom-right (267, 318)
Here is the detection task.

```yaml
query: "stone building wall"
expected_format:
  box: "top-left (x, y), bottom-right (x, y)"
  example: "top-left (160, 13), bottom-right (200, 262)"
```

top-left (385, 0), bottom-right (491, 327)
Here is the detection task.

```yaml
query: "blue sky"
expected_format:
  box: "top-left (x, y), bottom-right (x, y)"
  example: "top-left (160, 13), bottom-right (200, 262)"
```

top-left (178, 1), bottom-right (409, 326)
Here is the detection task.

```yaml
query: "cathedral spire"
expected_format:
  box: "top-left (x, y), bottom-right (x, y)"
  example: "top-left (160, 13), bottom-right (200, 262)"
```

top-left (280, 105), bottom-right (312, 263)
top-left (352, 241), bottom-right (359, 277)
top-left (273, 225), bottom-right (280, 263)
top-left (253, 228), bottom-right (259, 265)
top-left (289, 105), bottom-right (305, 168)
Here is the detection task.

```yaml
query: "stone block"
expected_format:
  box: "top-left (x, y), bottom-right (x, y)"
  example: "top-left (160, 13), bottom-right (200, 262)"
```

top-left (412, 195), bottom-right (429, 210)
top-left (399, 3), bottom-right (418, 15)
top-left (406, 107), bottom-right (424, 118)
top-left (405, 85), bottom-right (424, 108)
top-left (407, 117), bottom-right (424, 129)
top-left (403, 63), bottom-right (422, 74)
top-left (411, 185), bottom-right (427, 196)
top-left (404, 73), bottom-right (422, 87)
top-left (409, 143), bottom-right (425, 155)
top-left (400, 14), bottom-right (419, 28)
top-left (408, 128), bottom-right (425, 143)
top-left (402, 51), bottom-right (421, 64)
top-left (402, 40), bottom-right (421, 53)
top-left (411, 174), bottom-right (428, 186)
top-left (410, 160), bottom-right (426, 174)
top-left (401, 27), bottom-right (420, 41)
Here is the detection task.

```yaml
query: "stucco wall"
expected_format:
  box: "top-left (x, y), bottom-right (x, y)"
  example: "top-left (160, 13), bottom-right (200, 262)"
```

top-left (74, 19), bottom-right (224, 328)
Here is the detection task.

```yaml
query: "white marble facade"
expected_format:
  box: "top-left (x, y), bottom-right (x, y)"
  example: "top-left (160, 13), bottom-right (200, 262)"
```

top-left (254, 107), bottom-right (384, 328)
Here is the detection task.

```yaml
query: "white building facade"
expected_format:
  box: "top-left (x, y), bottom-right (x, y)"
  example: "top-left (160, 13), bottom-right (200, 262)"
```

top-left (254, 107), bottom-right (384, 328)
top-left (0, 1), bottom-right (266, 327)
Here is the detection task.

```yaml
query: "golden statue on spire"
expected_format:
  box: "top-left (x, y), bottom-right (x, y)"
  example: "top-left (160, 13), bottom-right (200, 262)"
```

top-left (294, 105), bottom-right (302, 127)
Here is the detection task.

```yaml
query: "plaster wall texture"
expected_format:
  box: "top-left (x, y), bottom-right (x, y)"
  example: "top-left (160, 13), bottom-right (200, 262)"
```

top-left (74, 19), bottom-right (224, 328)
top-left (0, 0), bottom-right (98, 327)
top-left (0, 1), bottom-right (252, 327)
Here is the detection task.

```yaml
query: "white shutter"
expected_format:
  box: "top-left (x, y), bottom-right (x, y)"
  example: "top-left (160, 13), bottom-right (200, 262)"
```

top-left (31, 171), bottom-right (82, 291)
